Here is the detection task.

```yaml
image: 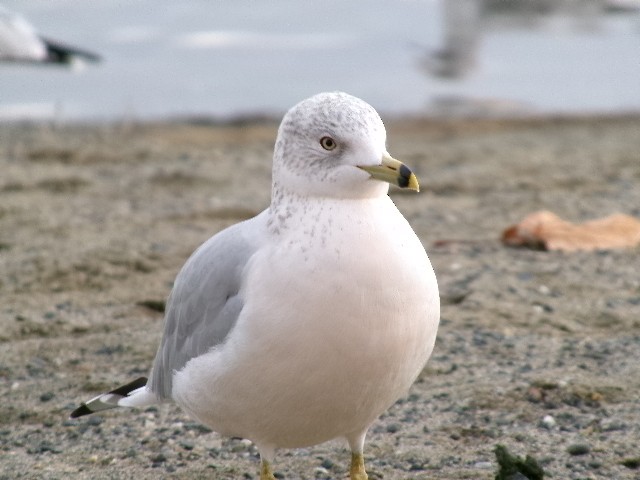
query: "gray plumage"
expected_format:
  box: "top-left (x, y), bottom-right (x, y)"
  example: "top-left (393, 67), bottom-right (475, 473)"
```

top-left (148, 213), bottom-right (265, 399)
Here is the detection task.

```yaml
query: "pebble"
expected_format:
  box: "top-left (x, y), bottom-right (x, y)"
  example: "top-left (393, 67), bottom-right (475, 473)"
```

top-left (532, 302), bottom-right (553, 314)
top-left (621, 457), bottom-right (640, 469)
top-left (180, 440), bottom-right (195, 451)
top-left (600, 419), bottom-right (626, 432)
top-left (39, 391), bottom-right (55, 402)
top-left (541, 415), bottom-right (556, 429)
top-left (567, 443), bottom-right (590, 456)
top-left (320, 458), bottom-right (334, 469)
top-left (314, 467), bottom-right (330, 478)
top-left (386, 423), bottom-right (401, 433)
top-left (27, 441), bottom-right (62, 454)
top-left (150, 452), bottom-right (167, 463)
top-left (86, 416), bottom-right (103, 426)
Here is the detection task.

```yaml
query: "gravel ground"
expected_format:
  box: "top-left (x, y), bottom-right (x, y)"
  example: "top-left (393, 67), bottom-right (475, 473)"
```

top-left (1, 115), bottom-right (639, 479)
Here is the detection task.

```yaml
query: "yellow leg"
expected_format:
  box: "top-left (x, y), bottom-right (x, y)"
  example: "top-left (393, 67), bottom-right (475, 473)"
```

top-left (350, 451), bottom-right (369, 480)
top-left (260, 459), bottom-right (276, 480)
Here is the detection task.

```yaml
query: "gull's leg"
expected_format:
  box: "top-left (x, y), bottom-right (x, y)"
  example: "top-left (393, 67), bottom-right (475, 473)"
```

top-left (258, 445), bottom-right (277, 480)
top-left (349, 451), bottom-right (368, 480)
top-left (260, 459), bottom-right (277, 480)
top-left (347, 430), bottom-right (369, 480)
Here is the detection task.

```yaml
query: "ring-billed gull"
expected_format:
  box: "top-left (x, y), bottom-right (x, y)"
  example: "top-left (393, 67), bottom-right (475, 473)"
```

top-left (71, 92), bottom-right (440, 480)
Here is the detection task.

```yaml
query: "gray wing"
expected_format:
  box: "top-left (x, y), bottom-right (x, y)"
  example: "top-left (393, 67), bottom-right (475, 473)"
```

top-left (148, 212), bottom-right (266, 399)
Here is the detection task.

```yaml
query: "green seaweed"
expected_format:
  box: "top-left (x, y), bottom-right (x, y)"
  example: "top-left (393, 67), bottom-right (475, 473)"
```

top-left (494, 444), bottom-right (544, 480)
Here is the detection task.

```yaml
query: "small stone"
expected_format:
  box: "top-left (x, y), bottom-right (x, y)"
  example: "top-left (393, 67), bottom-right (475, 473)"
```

top-left (532, 302), bottom-right (553, 314)
top-left (39, 391), bottom-right (55, 402)
top-left (600, 419), bottom-right (626, 432)
top-left (541, 415), bottom-right (556, 429)
top-left (621, 457), bottom-right (640, 469)
top-left (314, 466), bottom-right (330, 477)
top-left (567, 443), bottom-right (590, 456)
top-left (124, 448), bottom-right (137, 458)
top-left (386, 423), bottom-right (400, 433)
top-left (180, 440), bottom-right (194, 451)
top-left (527, 387), bottom-right (544, 403)
top-left (150, 452), bottom-right (167, 463)
top-left (474, 461), bottom-right (493, 469)
top-left (86, 416), bottom-right (103, 426)
top-left (320, 458), bottom-right (334, 469)
top-left (27, 441), bottom-right (62, 454)
top-left (588, 460), bottom-right (602, 469)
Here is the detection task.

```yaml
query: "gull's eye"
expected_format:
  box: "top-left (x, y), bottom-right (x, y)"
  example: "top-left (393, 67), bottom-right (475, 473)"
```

top-left (319, 136), bottom-right (337, 151)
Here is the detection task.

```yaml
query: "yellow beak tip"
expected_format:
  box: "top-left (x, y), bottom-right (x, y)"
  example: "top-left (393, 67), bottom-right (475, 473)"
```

top-left (408, 174), bottom-right (420, 192)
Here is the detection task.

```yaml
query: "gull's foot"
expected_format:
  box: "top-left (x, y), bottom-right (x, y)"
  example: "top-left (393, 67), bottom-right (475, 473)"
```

top-left (260, 459), bottom-right (277, 480)
top-left (350, 452), bottom-right (369, 480)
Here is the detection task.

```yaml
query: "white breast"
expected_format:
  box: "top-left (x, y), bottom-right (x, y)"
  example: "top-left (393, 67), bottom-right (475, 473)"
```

top-left (172, 195), bottom-right (440, 449)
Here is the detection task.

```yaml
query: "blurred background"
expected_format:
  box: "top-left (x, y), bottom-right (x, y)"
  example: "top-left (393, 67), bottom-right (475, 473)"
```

top-left (1, 0), bottom-right (639, 122)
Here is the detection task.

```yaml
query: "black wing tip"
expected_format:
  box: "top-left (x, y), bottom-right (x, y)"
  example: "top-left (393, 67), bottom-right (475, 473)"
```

top-left (109, 377), bottom-right (148, 396)
top-left (69, 377), bottom-right (148, 419)
top-left (41, 37), bottom-right (102, 64)
top-left (70, 404), bottom-right (92, 418)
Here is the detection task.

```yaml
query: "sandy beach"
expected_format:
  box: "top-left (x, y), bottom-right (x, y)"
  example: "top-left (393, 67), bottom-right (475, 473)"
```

top-left (1, 115), bottom-right (639, 479)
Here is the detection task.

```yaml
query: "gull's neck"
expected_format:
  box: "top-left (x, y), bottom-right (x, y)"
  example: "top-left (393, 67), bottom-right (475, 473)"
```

top-left (267, 181), bottom-right (388, 236)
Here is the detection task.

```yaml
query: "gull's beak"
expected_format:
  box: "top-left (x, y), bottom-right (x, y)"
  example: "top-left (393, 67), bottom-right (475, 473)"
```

top-left (358, 152), bottom-right (420, 192)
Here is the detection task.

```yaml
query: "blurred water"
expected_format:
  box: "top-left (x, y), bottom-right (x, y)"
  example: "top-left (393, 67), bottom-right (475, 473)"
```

top-left (1, 0), bottom-right (639, 121)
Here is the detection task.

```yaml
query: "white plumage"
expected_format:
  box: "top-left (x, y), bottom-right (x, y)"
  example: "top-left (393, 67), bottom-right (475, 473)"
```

top-left (72, 92), bottom-right (440, 480)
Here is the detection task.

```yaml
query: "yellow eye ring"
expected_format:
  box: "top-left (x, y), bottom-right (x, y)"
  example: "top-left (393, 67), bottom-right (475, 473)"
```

top-left (320, 136), bottom-right (337, 151)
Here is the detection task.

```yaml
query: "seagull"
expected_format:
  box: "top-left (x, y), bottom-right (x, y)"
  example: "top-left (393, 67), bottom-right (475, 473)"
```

top-left (71, 92), bottom-right (440, 480)
top-left (0, 5), bottom-right (100, 65)
top-left (422, 0), bottom-right (483, 79)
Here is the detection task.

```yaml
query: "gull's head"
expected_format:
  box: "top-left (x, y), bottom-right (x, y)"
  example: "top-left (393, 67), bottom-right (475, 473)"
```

top-left (272, 92), bottom-right (419, 199)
